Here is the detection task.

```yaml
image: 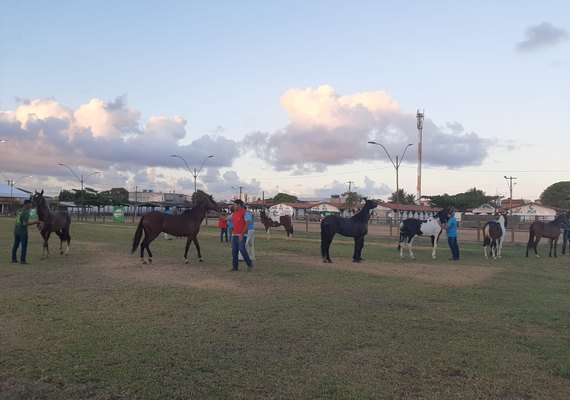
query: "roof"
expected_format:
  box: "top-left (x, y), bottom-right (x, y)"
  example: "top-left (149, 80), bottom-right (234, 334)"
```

top-left (379, 202), bottom-right (443, 212)
top-left (0, 183), bottom-right (31, 199)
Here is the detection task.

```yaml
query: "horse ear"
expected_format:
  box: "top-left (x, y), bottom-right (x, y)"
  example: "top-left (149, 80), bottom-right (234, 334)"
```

top-left (40, 189), bottom-right (44, 195)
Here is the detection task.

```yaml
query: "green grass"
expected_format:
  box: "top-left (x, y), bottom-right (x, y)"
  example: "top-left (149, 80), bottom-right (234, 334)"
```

top-left (1, 217), bottom-right (569, 399)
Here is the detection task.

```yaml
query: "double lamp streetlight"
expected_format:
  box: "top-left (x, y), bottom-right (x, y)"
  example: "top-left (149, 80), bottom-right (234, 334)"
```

top-left (58, 163), bottom-right (99, 217)
top-left (368, 141), bottom-right (413, 222)
top-left (170, 154), bottom-right (214, 205)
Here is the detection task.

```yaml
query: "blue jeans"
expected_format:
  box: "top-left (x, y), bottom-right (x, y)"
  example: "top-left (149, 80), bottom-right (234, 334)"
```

top-left (12, 232), bottom-right (29, 262)
top-left (231, 235), bottom-right (253, 269)
top-left (220, 228), bottom-right (228, 242)
top-left (447, 236), bottom-right (459, 260)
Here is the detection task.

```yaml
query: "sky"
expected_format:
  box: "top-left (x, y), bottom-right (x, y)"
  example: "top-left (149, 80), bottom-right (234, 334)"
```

top-left (1, 1), bottom-right (569, 203)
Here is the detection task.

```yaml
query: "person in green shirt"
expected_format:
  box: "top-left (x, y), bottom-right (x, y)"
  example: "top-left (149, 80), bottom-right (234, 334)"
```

top-left (11, 200), bottom-right (41, 265)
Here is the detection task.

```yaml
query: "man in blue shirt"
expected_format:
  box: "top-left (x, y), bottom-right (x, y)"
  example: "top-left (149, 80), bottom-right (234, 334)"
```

top-left (443, 210), bottom-right (460, 261)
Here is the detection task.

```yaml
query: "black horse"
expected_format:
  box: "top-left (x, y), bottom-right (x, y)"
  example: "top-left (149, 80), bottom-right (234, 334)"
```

top-left (320, 199), bottom-right (378, 263)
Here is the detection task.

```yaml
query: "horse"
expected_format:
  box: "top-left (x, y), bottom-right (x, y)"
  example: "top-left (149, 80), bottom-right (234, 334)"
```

top-left (259, 210), bottom-right (294, 241)
top-left (526, 212), bottom-right (569, 258)
top-left (131, 195), bottom-right (220, 264)
top-left (31, 190), bottom-right (72, 259)
top-left (320, 199), bottom-right (378, 263)
top-left (398, 209), bottom-right (449, 260)
top-left (482, 212), bottom-right (508, 259)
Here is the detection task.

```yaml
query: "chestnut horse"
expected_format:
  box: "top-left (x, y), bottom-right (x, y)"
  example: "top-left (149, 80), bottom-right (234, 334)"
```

top-left (31, 190), bottom-right (72, 259)
top-left (131, 195), bottom-right (219, 264)
top-left (482, 212), bottom-right (508, 259)
top-left (321, 199), bottom-right (378, 263)
top-left (259, 210), bottom-right (294, 241)
top-left (525, 212), bottom-right (569, 258)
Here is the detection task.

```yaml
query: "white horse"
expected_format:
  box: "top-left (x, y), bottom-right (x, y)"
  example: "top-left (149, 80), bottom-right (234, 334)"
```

top-left (483, 213), bottom-right (508, 259)
top-left (398, 209), bottom-right (449, 260)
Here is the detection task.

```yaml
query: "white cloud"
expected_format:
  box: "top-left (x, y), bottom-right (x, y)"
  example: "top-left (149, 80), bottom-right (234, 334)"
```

top-left (244, 85), bottom-right (491, 172)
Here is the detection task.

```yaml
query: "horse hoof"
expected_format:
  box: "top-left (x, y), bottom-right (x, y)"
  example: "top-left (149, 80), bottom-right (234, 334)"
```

top-left (142, 261), bottom-right (148, 265)
top-left (199, 259), bottom-right (203, 262)
top-left (184, 259), bottom-right (189, 264)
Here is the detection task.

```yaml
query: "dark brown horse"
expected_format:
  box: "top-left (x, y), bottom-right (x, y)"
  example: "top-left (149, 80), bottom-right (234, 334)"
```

top-left (259, 210), bottom-right (294, 241)
top-left (321, 199), bottom-right (378, 263)
top-left (482, 212), bottom-right (508, 259)
top-left (31, 190), bottom-right (72, 259)
top-left (526, 212), bottom-right (569, 258)
top-left (131, 195), bottom-right (219, 264)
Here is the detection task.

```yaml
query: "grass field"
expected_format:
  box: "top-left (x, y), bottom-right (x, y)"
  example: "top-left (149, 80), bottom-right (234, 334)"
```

top-left (1, 217), bottom-right (569, 399)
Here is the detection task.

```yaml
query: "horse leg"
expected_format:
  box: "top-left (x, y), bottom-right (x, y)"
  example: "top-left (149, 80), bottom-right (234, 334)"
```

top-left (353, 237), bottom-right (363, 262)
top-left (497, 238), bottom-right (503, 259)
top-left (407, 237), bottom-right (415, 260)
top-left (193, 237), bottom-right (203, 262)
top-left (139, 230), bottom-right (158, 264)
top-left (533, 237), bottom-right (541, 258)
top-left (41, 232), bottom-right (52, 259)
top-left (183, 237), bottom-right (193, 263)
top-left (431, 236), bottom-right (437, 259)
top-left (554, 238), bottom-right (558, 257)
top-left (321, 233), bottom-right (334, 263)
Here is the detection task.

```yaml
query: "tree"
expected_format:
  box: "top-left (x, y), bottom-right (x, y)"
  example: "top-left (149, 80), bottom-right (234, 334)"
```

top-left (58, 189), bottom-right (75, 201)
top-left (99, 187), bottom-right (129, 205)
top-left (342, 191), bottom-right (363, 210)
top-left (540, 181), bottom-right (570, 209)
top-left (426, 187), bottom-right (499, 211)
top-left (388, 189), bottom-right (415, 205)
top-left (272, 192), bottom-right (299, 203)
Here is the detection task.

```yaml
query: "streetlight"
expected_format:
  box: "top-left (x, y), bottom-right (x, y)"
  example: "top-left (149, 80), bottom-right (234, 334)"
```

top-left (368, 141), bottom-right (414, 222)
top-left (58, 163), bottom-right (99, 218)
top-left (0, 172), bottom-right (31, 212)
top-left (170, 154), bottom-right (214, 205)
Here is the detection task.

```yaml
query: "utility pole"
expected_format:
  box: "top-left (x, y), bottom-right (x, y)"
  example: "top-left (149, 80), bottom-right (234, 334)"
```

top-left (347, 181), bottom-right (354, 193)
top-left (416, 109), bottom-right (424, 205)
top-left (504, 176), bottom-right (517, 215)
top-left (504, 175), bottom-right (517, 242)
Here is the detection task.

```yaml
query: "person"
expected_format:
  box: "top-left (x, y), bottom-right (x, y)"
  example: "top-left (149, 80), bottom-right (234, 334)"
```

top-left (228, 207), bottom-right (234, 238)
top-left (12, 199), bottom-right (42, 264)
top-left (230, 199), bottom-right (253, 272)
top-left (218, 212), bottom-right (229, 242)
top-left (239, 206), bottom-right (255, 261)
top-left (563, 223), bottom-right (570, 255)
top-left (443, 210), bottom-right (460, 260)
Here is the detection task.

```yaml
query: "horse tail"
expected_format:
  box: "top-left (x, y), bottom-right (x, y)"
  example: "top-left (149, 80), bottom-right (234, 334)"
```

top-left (482, 222), bottom-right (491, 246)
top-left (131, 216), bottom-right (145, 254)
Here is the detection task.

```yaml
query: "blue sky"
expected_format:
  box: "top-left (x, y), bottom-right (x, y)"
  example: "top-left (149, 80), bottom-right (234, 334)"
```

top-left (1, 1), bottom-right (568, 202)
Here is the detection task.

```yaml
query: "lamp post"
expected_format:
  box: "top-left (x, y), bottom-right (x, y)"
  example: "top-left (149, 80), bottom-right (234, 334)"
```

top-left (170, 154), bottom-right (214, 205)
top-left (0, 172), bottom-right (31, 213)
top-left (368, 141), bottom-right (413, 222)
top-left (504, 175), bottom-right (517, 242)
top-left (58, 163), bottom-right (99, 218)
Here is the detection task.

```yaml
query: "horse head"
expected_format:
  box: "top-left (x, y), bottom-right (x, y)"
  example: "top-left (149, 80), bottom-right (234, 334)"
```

top-left (205, 195), bottom-right (220, 213)
top-left (32, 189), bottom-right (45, 207)
top-left (435, 208), bottom-right (452, 224)
top-left (364, 199), bottom-right (379, 209)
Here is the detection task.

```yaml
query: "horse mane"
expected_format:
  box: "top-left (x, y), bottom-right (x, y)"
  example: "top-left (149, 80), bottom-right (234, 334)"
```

top-left (350, 200), bottom-right (378, 223)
